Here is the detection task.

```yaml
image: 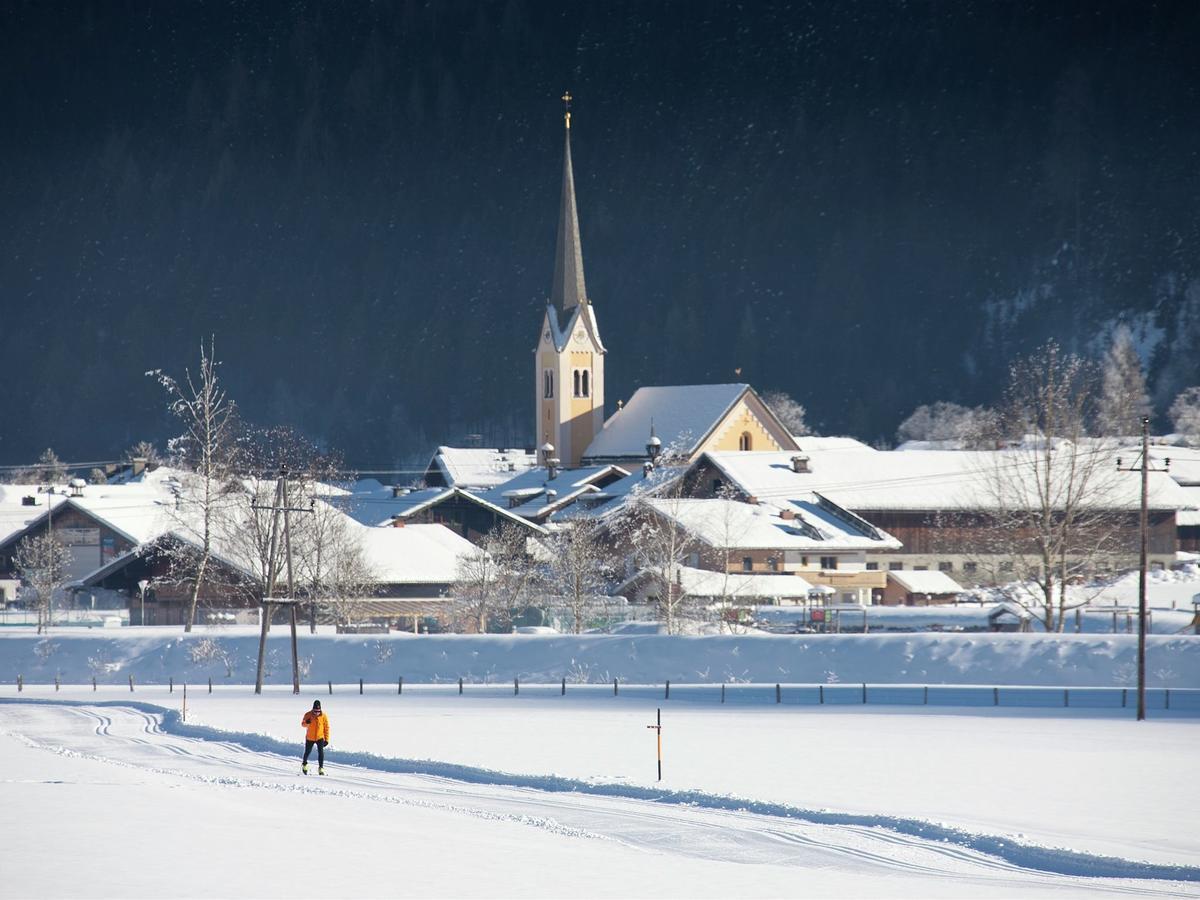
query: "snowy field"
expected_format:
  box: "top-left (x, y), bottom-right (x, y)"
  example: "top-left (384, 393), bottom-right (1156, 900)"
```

top-left (3, 686), bottom-right (1199, 898)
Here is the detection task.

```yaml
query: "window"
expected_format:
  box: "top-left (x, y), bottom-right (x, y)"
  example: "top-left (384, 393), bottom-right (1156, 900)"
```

top-left (711, 478), bottom-right (724, 494)
top-left (800, 556), bottom-right (809, 567)
top-left (573, 370), bottom-right (581, 397)
top-left (964, 562), bottom-right (978, 576)
top-left (542, 369), bottom-right (554, 399)
top-left (742, 557), bottom-right (753, 572)
top-left (938, 561), bottom-right (953, 572)
top-left (767, 557), bottom-right (779, 572)
top-left (738, 432), bottom-right (753, 451)
top-left (888, 561), bottom-right (903, 570)
top-left (820, 556), bottom-right (838, 570)
top-left (582, 369), bottom-right (590, 397)
top-left (914, 565), bottom-right (928, 571)
top-left (865, 562), bottom-right (879, 571)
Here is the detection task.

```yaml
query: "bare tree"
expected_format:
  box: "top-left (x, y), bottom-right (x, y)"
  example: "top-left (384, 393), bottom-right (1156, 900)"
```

top-left (761, 390), bottom-right (812, 437)
top-left (122, 440), bottom-right (163, 467)
top-left (448, 522), bottom-right (538, 632)
top-left (1169, 386), bottom-right (1200, 445)
top-left (543, 519), bottom-right (611, 633)
top-left (618, 473), bottom-right (703, 635)
top-left (12, 448), bottom-right (68, 485)
top-left (151, 338), bottom-right (237, 632)
top-left (13, 533), bottom-right (73, 634)
top-left (1095, 325), bottom-right (1151, 437)
top-left (977, 341), bottom-right (1133, 631)
top-left (294, 499), bottom-right (375, 629)
top-left (452, 545), bottom-right (504, 633)
top-left (897, 401), bottom-right (1000, 447)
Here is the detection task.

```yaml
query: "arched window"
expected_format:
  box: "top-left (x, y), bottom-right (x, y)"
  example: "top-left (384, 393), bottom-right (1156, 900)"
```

top-left (582, 370), bottom-right (590, 397)
top-left (543, 370), bottom-right (554, 399)
top-left (738, 431), bottom-right (753, 451)
top-left (573, 370), bottom-right (581, 397)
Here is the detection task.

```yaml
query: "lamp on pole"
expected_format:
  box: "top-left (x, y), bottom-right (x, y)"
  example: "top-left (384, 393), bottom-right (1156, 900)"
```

top-left (137, 579), bottom-right (149, 627)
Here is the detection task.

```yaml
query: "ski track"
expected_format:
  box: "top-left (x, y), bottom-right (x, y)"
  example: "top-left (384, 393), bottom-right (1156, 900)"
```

top-left (1, 698), bottom-right (1197, 897)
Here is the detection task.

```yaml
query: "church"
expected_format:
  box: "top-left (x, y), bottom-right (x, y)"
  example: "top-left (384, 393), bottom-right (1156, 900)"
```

top-left (533, 97), bottom-right (799, 470)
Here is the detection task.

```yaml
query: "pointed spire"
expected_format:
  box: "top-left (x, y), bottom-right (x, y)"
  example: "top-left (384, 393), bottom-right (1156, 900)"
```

top-left (550, 92), bottom-right (587, 316)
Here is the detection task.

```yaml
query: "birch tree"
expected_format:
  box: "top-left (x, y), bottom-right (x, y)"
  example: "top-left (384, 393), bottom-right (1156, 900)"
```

top-left (978, 341), bottom-right (1133, 631)
top-left (151, 338), bottom-right (237, 632)
top-left (13, 533), bottom-right (73, 634)
top-left (543, 519), bottom-right (611, 633)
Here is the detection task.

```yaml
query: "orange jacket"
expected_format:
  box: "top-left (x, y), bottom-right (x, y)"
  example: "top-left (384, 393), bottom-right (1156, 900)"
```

top-left (301, 710), bottom-right (330, 742)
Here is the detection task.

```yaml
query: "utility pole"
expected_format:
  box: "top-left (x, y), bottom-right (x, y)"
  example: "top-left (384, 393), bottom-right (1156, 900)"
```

top-left (252, 466), bottom-right (313, 695)
top-left (1117, 418), bottom-right (1170, 722)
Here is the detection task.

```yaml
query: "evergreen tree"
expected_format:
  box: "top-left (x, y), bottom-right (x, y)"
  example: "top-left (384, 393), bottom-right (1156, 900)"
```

top-left (1095, 325), bottom-right (1151, 436)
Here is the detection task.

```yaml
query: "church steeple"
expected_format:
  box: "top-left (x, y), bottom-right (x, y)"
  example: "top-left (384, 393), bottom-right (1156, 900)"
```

top-left (550, 92), bottom-right (587, 317)
top-left (535, 93), bottom-right (607, 469)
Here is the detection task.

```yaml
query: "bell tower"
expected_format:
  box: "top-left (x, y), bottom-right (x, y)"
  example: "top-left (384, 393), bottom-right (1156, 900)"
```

top-left (534, 93), bottom-right (606, 468)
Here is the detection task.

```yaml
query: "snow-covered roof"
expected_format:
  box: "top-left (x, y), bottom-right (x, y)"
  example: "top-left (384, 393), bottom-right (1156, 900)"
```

top-left (676, 567), bottom-right (813, 600)
top-left (476, 465), bottom-right (627, 520)
top-left (887, 570), bottom-right (963, 595)
top-left (702, 448), bottom-right (1192, 512)
top-left (337, 484), bottom-right (547, 534)
top-left (555, 465), bottom-right (686, 522)
top-left (427, 447), bottom-right (539, 490)
top-left (1143, 445), bottom-right (1200, 487)
top-left (583, 384), bottom-right (751, 461)
top-left (356, 523), bottom-right (477, 584)
top-left (646, 497), bottom-right (901, 551)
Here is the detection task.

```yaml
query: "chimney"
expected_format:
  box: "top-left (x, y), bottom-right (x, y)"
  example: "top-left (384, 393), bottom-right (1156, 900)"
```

top-left (21, 496), bottom-right (36, 507)
top-left (392, 485), bottom-right (411, 498)
top-left (791, 453), bottom-right (811, 474)
top-left (779, 509), bottom-right (796, 520)
top-left (69, 478), bottom-right (85, 498)
top-left (547, 457), bottom-right (560, 480)
top-left (132, 457), bottom-right (148, 478)
top-left (391, 516), bottom-right (406, 528)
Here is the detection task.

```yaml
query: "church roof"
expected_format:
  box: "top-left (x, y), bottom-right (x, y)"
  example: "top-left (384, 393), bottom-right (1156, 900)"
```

top-left (550, 121), bottom-right (587, 317)
top-left (582, 384), bottom-right (752, 461)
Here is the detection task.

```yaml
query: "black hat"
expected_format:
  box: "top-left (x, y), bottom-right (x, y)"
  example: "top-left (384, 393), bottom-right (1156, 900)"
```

top-left (312, 700), bottom-right (321, 710)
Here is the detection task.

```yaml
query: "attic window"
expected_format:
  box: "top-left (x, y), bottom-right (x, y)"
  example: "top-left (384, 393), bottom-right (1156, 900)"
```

top-left (738, 432), bottom-right (753, 451)
top-left (543, 369), bottom-right (554, 399)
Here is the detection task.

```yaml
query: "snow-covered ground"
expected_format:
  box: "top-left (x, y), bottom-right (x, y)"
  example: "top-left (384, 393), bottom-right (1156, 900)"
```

top-left (3, 688), bottom-right (1199, 898)
top-left (3, 627), bottom-right (1199, 687)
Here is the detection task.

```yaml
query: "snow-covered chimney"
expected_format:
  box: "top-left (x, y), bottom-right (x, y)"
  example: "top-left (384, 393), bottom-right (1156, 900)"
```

top-left (791, 453), bottom-right (811, 474)
top-left (132, 457), bottom-right (148, 478)
top-left (69, 478), bottom-right (85, 498)
top-left (392, 485), bottom-right (411, 498)
top-left (779, 508), bottom-right (796, 521)
top-left (547, 458), bottom-right (560, 480)
top-left (391, 516), bottom-right (406, 528)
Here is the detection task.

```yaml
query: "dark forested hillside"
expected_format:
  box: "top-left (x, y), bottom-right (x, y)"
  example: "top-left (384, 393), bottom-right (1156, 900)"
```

top-left (1, 1), bottom-right (1197, 467)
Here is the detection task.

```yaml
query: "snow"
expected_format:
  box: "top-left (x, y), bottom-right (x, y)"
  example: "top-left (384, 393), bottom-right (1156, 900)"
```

top-left (705, 448), bottom-right (1191, 512)
top-left (583, 384), bottom-right (750, 460)
top-left (3, 690), bottom-right (1198, 898)
top-left (648, 496), bottom-right (901, 551)
top-left (887, 569), bottom-right (964, 594)
top-left (355, 523), bottom-right (478, 584)
top-left (2, 627), bottom-right (1198, 687)
top-left (427, 446), bottom-right (539, 490)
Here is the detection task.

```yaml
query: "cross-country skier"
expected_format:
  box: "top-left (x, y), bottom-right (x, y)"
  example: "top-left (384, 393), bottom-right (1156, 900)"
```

top-left (301, 700), bottom-right (330, 775)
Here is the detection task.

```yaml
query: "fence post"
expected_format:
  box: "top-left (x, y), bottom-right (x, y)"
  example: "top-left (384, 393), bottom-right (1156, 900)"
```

top-left (208, 677), bottom-right (213, 694)
top-left (170, 677), bottom-right (174, 693)
top-left (665, 680), bottom-right (670, 700)
top-left (561, 677), bottom-right (566, 696)
top-left (614, 678), bottom-right (619, 696)
top-left (514, 677), bottom-right (519, 696)
top-left (398, 676), bottom-right (403, 695)
top-left (721, 683), bottom-right (726, 704)
top-left (359, 678), bottom-right (364, 695)
top-left (776, 683), bottom-right (782, 704)
top-left (458, 677), bottom-right (463, 695)
top-left (328, 680), bottom-right (332, 695)
top-left (1122, 688), bottom-right (1127, 708)
top-left (993, 687), bottom-right (999, 706)
top-left (861, 683), bottom-right (866, 704)
top-left (55, 675), bottom-right (60, 691)
top-left (92, 676), bottom-right (97, 691)
top-left (129, 675), bottom-right (135, 692)
top-left (923, 685), bottom-right (928, 705)
top-left (17, 675), bottom-right (22, 692)
top-left (819, 684), bottom-right (824, 704)
top-left (1166, 689), bottom-right (1171, 710)
top-left (1064, 689), bottom-right (1069, 707)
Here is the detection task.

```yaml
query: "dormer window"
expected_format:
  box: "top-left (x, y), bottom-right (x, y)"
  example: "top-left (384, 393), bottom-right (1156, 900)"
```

top-left (543, 369), bottom-right (554, 399)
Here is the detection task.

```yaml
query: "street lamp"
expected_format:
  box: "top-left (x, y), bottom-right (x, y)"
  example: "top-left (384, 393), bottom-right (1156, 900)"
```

top-left (138, 579), bottom-right (149, 627)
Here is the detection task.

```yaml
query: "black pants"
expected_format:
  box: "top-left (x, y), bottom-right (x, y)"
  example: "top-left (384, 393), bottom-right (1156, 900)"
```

top-left (303, 739), bottom-right (326, 767)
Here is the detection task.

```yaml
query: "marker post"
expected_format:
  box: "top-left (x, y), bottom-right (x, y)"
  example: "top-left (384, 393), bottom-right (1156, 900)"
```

top-left (646, 708), bottom-right (662, 781)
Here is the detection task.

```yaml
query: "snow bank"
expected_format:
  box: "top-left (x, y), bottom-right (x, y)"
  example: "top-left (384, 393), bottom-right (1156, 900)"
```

top-left (1, 628), bottom-right (1198, 687)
